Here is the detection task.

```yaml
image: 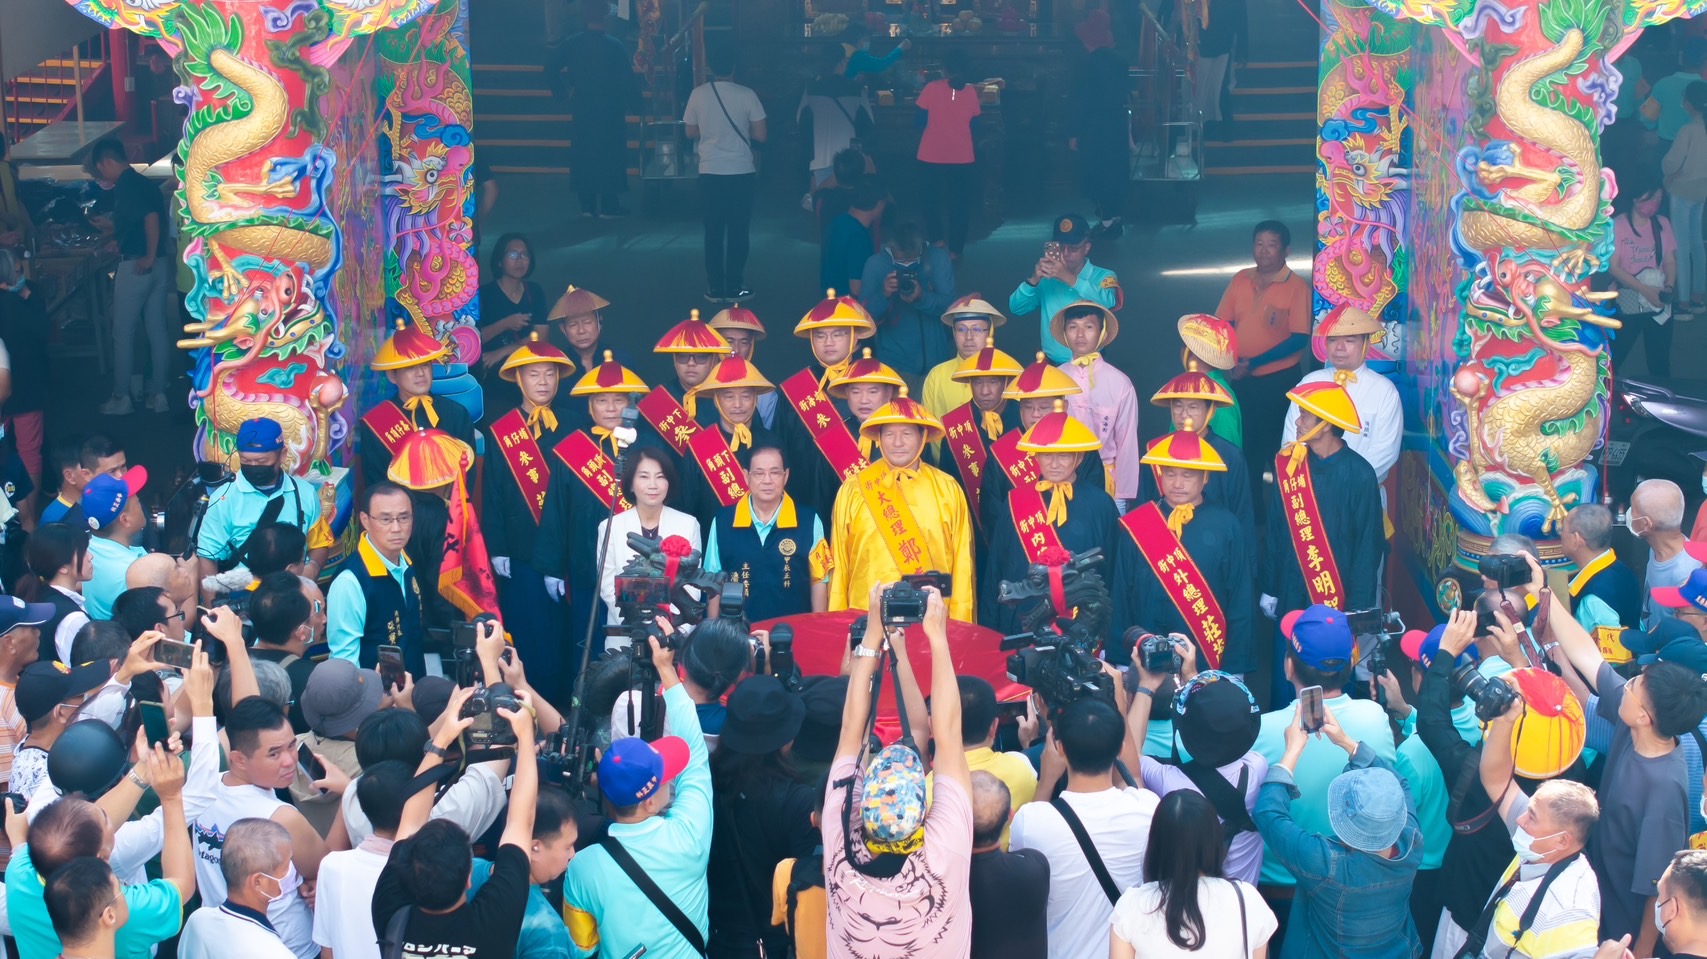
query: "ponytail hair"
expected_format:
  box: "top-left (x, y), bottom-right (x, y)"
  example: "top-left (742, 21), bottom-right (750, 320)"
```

top-left (17, 523), bottom-right (90, 602)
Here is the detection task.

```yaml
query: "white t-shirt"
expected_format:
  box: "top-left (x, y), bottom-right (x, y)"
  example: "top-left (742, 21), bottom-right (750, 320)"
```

top-left (683, 80), bottom-right (765, 175)
top-left (1110, 877), bottom-right (1276, 958)
top-left (339, 762), bottom-right (506, 847)
top-left (1010, 786), bottom-right (1161, 959)
top-left (311, 838), bottom-right (393, 959)
top-left (179, 903), bottom-right (297, 959)
top-left (191, 778), bottom-right (316, 959)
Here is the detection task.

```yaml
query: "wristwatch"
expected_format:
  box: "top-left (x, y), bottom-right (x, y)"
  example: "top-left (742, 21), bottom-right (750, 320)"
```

top-left (423, 741), bottom-right (453, 760)
top-left (127, 769), bottom-right (149, 790)
top-left (853, 645), bottom-right (882, 659)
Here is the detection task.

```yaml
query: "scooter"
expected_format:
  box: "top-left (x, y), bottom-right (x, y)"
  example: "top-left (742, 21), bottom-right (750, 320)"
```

top-left (1601, 374), bottom-right (1707, 510)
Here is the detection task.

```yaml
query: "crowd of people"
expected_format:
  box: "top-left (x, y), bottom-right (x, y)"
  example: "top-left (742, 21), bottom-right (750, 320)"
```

top-left (0, 202), bottom-right (1701, 959)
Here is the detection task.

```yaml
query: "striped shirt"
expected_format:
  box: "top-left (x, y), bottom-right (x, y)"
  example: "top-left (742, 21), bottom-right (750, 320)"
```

top-left (1482, 793), bottom-right (1601, 959)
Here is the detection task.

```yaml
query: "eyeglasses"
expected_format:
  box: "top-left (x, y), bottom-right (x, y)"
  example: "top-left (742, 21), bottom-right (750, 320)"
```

top-left (503, 250), bottom-right (530, 260)
top-left (162, 609), bottom-right (186, 625)
top-left (366, 513), bottom-right (412, 527)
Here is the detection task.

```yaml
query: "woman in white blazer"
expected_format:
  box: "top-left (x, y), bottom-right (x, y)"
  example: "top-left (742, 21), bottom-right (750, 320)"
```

top-left (597, 448), bottom-right (703, 627)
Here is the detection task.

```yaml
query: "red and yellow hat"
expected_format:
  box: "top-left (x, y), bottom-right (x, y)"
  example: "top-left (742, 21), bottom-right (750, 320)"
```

top-left (1507, 667), bottom-right (1587, 779)
top-left (708, 305), bottom-right (766, 340)
top-left (1177, 313), bottom-right (1237, 370)
top-left (1150, 370), bottom-right (1233, 408)
top-left (691, 356), bottom-right (775, 397)
top-left (1003, 352), bottom-right (1082, 400)
top-left (654, 310), bottom-right (733, 355)
top-left (859, 390), bottom-right (945, 444)
top-left (1287, 381), bottom-right (1362, 434)
top-left (1317, 303), bottom-right (1384, 342)
top-left (387, 428), bottom-right (474, 490)
top-left (1048, 300), bottom-right (1119, 350)
top-left (371, 319), bottom-right (450, 371)
top-left (1017, 399), bottom-right (1101, 453)
top-left (794, 289), bottom-right (876, 339)
top-left (548, 284), bottom-right (610, 321)
top-left (939, 294), bottom-right (1006, 328)
top-left (828, 347), bottom-right (905, 399)
top-left (569, 350), bottom-right (649, 396)
top-left (951, 337), bottom-right (1024, 382)
top-left (498, 332), bottom-right (575, 382)
top-left (1140, 431), bottom-right (1228, 472)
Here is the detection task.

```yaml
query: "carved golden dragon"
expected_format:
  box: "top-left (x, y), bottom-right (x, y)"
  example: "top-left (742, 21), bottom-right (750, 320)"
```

top-left (183, 48), bottom-right (334, 291)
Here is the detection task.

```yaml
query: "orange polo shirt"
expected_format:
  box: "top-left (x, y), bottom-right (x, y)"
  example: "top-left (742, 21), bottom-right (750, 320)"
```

top-left (1215, 267), bottom-right (1313, 376)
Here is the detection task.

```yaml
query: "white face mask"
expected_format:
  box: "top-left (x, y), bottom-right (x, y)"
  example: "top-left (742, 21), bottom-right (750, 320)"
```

top-left (1511, 826), bottom-right (1562, 864)
top-left (1655, 897), bottom-right (1672, 942)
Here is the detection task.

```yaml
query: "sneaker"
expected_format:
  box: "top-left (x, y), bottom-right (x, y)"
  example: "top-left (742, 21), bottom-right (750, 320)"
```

top-left (99, 395), bottom-right (133, 416)
top-left (726, 288), bottom-right (754, 302)
top-left (704, 288), bottom-right (726, 303)
top-left (596, 207), bottom-right (628, 220)
top-left (146, 392), bottom-right (170, 413)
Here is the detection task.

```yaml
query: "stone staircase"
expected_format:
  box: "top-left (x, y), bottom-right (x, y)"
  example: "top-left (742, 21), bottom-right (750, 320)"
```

top-left (1206, 59), bottom-right (1318, 176)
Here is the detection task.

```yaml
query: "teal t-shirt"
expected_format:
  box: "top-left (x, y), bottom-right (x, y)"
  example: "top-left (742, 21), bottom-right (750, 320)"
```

top-left (519, 884), bottom-right (572, 959)
top-left (7, 845), bottom-right (184, 959)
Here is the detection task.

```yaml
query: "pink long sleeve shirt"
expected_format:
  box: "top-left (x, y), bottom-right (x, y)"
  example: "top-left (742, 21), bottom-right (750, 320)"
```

top-left (1059, 356), bottom-right (1141, 500)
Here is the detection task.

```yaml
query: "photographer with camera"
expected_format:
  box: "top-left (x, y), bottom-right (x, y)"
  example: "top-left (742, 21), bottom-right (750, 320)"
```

top-left (563, 625), bottom-right (713, 959)
top-left (1522, 551), bottom-right (1707, 955)
top-left (1430, 668), bottom-right (1603, 959)
top-left (823, 582), bottom-right (973, 957)
top-left (859, 219), bottom-right (957, 394)
top-left (370, 682), bottom-right (539, 959)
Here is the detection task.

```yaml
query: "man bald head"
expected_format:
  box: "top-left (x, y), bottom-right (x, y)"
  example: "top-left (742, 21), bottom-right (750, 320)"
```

top-left (1632, 479), bottom-right (1686, 539)
top-left (125, 554), bottom-right (197, 626)
top-left (970, 771), bottom-right (1011, 852)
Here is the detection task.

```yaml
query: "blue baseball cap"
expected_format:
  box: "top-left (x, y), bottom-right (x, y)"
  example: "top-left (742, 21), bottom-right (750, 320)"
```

top-left (1654, 568), bottom-right (1707, 615)
top-left (1623, 618), bottom-right (1707, 671)
top-left (598, 734), bottom-right (690, 807)
top-left (1400, 625), bottom-right (1478, 670)
top-left (237, 418), bottom-right (284, 454)
top-left (1052, 213), bottom-right (1091, 245)
top-left (81, 466), bottom-right (147, 531)
top-left (0, 594), bottom-right (56, 639)
top-left (1281, 604), bottom-right (1354, 671)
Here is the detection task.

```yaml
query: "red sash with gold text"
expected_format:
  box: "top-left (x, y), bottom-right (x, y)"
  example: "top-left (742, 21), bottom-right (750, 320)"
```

top-left (637, 387), bottom-right (701, 455)
top-left (552, 432), bottom-right (632, 512)
top-left (685, 428), bottom-right (748, 508)
top-left (780, 369), bottom-right (867, 484)
top-left (361, 401), bottom-right (413, 459)
top-left (1274, 452), bottom-right (1347, 609)
top-left (1119, 502), bottom-right (1227, 668)
top-left (855, 462), bottom-right (935, 574)
top-left (490, 410), bottom-right (551, 524)
top-left (1006, 486), bottom-right (1066, 563)
top-left (988, 430), bottom-right (1039, 489)
top-left (941, 403), bottom-right (990, 522)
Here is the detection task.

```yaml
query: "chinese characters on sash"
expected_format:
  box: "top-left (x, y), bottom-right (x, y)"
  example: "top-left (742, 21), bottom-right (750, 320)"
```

top-left (491, 409), bottom-right (551, 523)
top-left (1119, 503), bottom-right (1228, 669)
top-left (553, 432), bottom-right (632, 512)
top-left (1273, 452), bottom-right (1346, 609)
top-left (780, 370), bottom-right (867, 482)
top-left (988, 430), bottom-right (1039, 489)
top-left (637, 387), bottom-right (701, 455)
top-left (684, 428), bottom-right (748, 508)
top-left (941, 403), bottom-right (990, 523)
top-left (1006, 486), bottom-right (1066, 563)
top-left (361, 401), bottom-right (413, 459)
top-left (854, 462), bottom-right (935, 574)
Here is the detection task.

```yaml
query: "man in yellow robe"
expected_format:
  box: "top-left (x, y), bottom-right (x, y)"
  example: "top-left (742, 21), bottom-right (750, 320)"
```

top-left (828, 391), bottom-right (975, 622)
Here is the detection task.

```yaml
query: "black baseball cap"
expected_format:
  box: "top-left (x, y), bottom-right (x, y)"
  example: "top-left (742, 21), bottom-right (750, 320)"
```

top-left (1052, 214), bottom-right (1091, 245)
top-left (16, 660), bottom-right (113, 725)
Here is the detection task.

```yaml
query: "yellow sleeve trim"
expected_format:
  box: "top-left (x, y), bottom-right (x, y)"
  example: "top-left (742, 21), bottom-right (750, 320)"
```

top-left (564, 904), bottom-right (600, 951)
top-left (809, 539), bottom-right (832, 582)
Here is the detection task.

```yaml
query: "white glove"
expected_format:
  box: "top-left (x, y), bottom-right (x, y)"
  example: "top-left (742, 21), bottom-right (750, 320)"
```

top-left (544, 577), bottom-right (566, 601)
top-left (1260, 594), bottom-right (1278, 619)
top-left (492, 556), bottom-right (512, 579)
top-left (1114, 498), bottom-right (1130, 515)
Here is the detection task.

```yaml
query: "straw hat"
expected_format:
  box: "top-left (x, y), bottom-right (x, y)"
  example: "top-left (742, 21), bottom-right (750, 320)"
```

top-left (1003, 352), bottom-right (1082, 400)
top-left (1287, 381), bottom-right (1362, 434)
top-left (370, 319), bottom-right (449, 371)
top-left (828, 348), bottom-right (905, 399)
top-left (1317, 303), bottom-right (1385, 342)
top-left (691, 356), bottom-right (775, 397)
top-left (939, 294), bottom-right (1006, 328)
top-left (1047, 300), bottom-right (1119, 350)
top-left (859, 390), bottom-right (945, 444)
top-left (498, 332), bottom-right (575, 382)
top-left (569, 350), bottom-right (649, 396)
top-left (1177, 313), bottom-right (1237, 370)
top-left (1140, 431), bottom-right (1228, 472)
top-left (387, 429), bottom-right (474, 490)
top-left (547, 284), bottom-right (610, 321)
top-left (794, 289), bottom-right (876, 339)
top-left (951, 338), bottom-right (1024, 382)
top-left (655, 310), bottom-right (733, 355)
top-left (708, 305), bottom-right (766, 340)
top-left (1150, 370), bottom-right (1233, 407)
top-left (1017, 399), bottom-right (1101, 453)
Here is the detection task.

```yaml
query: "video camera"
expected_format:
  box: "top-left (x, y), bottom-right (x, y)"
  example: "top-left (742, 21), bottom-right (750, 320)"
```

top-left (1346, 607), bottom-right (1405, 691)
top-left (611, 532), bottom-right (729, 651)
top-left (997, 548), bottom-right (1114, 719)
top-left (1002, 623), bottom-right (1114, 720)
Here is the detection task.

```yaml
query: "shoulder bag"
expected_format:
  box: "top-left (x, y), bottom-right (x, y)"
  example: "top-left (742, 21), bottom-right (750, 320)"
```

top-left (1050, 796), bottom-right (1121, 906)
top-left (709, 81), bottom-right (761, 174)
top-left (601, 834), bottom-right (709, 956)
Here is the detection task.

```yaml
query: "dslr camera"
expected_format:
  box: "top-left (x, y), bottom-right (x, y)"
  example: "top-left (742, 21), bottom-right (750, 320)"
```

top-left (1478, 553), bottom-right (1532, 590)
top-left (894, 266), bottom-right (920, 298)
top-left (1451, 663), bottom-right (1521, 723)
top-left (1136, 631), bottom-right (1183, 674)
top-left (879, 573), bottom-right (951, 626)
top-left (460, 680), bottom-right (522, 748)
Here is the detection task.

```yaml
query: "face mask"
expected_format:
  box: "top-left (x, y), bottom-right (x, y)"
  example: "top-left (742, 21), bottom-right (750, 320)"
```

top-left (259, 871), bottom-right (293, 906)
top-left (1511, 826), bottom-right (1561, 864)
top-left (1656, 897), bottom-right (1672, 941)
top-left (241, 464), bottom-right (281, 489)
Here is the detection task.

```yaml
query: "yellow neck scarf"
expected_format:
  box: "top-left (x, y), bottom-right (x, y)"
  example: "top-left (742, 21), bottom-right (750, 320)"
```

top-left (523, 405), bottom-right (558, 439)
top-left (1284, 420), bottom-right (1327, 476)
top-left (591, 426), bottom-right (619, 459)
top-left (402, 394), bottom-right (439, 428)
top-left (1333, 368), bottom-right (1358, 386)
top-left (1036, 480), bottom-right (1073, 526)
top-left (1166, 502), bottom-right (1196, 536)
top-left (1071, 352), bottom-right (1100, 389)
top-left (981, 409), bottom-right (1005, 442)
top-left (819, 358), bottom-right (852, 392)
top-left (682, 390), bottom-right (699, 420)
top-left (860, 435), bottom-right (877, 460)
top-left (880, 462), bottom-right (919, 487)
top-left (725, 422), bottom-right (753, 451)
